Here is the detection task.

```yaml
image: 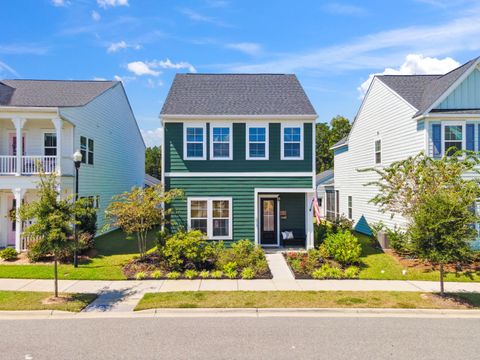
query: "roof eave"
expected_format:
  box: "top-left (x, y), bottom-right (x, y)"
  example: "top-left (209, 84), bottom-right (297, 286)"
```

top-left (160, 114), bottom-right (318, 121)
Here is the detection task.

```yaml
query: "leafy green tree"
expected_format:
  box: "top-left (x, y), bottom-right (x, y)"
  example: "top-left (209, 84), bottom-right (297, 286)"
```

top-left (145, 146), bottom-right (161, 180)
top-left (19, 172), bottom-right (89, 297)
top-left (315, 115), bottom-right (351, 173)
top-left (104, 185), bottom-right (183, 259)
top-left (409, 187), bottom-right (477, 295)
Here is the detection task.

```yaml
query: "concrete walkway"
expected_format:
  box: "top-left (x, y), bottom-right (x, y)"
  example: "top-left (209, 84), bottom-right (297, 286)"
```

top-left (265, 253), bottom-right (295, 280)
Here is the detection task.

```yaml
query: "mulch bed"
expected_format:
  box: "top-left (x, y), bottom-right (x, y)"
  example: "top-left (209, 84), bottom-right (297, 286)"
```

top-left (388, 250), bottom-right (480, 273)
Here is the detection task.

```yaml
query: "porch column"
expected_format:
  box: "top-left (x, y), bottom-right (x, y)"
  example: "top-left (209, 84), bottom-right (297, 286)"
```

top-left (305, 192), bottom-right (315, 249)
top-left (11, 117), bottom-right (26, 176)
top-left (52, 118), bottom-right (63, 175)
top-left (13, 188), bottom-right (26, 252)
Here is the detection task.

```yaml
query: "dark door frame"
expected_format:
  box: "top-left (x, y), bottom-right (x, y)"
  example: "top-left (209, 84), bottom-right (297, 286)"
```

top-left (259, 195), bottom-right (279, 246)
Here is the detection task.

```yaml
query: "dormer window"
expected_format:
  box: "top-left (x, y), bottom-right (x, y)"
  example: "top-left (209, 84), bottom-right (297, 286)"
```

top-left (184, 123), bottom-right (206, 160)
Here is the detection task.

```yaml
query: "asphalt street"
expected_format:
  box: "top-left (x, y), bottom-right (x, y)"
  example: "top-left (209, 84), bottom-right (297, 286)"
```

top-left (1, 316), bottom-right (479, 360)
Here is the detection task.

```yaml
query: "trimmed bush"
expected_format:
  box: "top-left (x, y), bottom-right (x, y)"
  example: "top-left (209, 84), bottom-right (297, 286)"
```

top-left (166, 271), bottom-right (181, 279)
top-left (135, 271), bottom-right (146, 280)
top-left (199, 270), bottom-right (210, 279)
top-left (0, 248), bottom-right (18, 261)
top-left (344, 266), bottom-right (360, 279)
top-left (151, 270), bottom-right (163, 279)
top-left (241, 267), bottom-right (255, 279)
top-left (321, 231), bottom-right (361, 265)
top-left (311, 264), bottom-right (343, 279)
top-left (223, 261), bottom-right (238, 279)
top-left (184, 269), bottom-right (198, 279)
top-left (210, 270), bottom-right (223, 279)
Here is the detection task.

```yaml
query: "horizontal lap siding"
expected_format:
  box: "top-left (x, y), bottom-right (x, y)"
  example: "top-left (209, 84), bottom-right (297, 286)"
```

top-left (280, 193), bottom-right (305, 232)
top-left (334, 79), bottom-right (424, 232)
top-left (165, 122), bottom-right (313, 172)
top-left (166, 177), bottom-right (312, 242)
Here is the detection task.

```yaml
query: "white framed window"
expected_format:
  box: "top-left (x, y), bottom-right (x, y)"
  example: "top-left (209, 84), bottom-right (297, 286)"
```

top-left (281, 123), bottom-right (303, 160)
top-left (374, 139), bottom-right (381, 164)
top-left (188, 197), bottom-right (232, 240)
top-left (246, 123), bottom-right (269, 160)
top-left (80, 136), bottom-right (94, 165)
top-left (348, 196), bottom-right (352, 220)
top-left (442, 123), bottom-right (465, 156)
top-left (183, 123), bottom-right (206, 160)
top-left (210, 123), bottom-right (232, 160)
top-left (44, 133), bottom-right (57, 156)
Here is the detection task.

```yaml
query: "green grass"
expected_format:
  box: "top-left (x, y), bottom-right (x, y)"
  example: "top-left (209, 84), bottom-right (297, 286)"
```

top-left (0, 229), bottom-right (157, 280)
top-left (0, 291), bottom-right (96, 312)
top-left (356, 233), bottom-right (480, 282)
top-left (135, 291), bottom-right (480, 311)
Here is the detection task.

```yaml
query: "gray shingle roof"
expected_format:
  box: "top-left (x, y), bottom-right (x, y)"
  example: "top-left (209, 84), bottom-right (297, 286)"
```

top-left (331, 136), bottom-right (348, 148)
top-left (376, 56), bottom-right (480, 117)
top-left (316, 169), bottom-right (334, 186)
top-left (160, 74), bottom-right (317, 116)
top-left (0, 79), bottom-right (118, 107)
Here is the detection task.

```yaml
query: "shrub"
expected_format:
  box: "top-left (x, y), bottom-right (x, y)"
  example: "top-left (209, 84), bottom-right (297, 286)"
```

top-left (26, 240), bottom-right (51, 262)
top-left (217, 239), bottom-right (267, 273)
top-left (151, 270), bottom-right (163, 279)
top-left (386, 227), bottom-right (413, 256)
top-left (305, 249), bottom-right (324, 273)
top-left (160, 230), bottom-right (213, 271)
top-left (241, 267), bottom-right (255, 279)
top-left (223, 261), bottom-right (238, 279)
top-left (166, 271), bottom-right (181, 279)
top-left (0, 248), bottom-right (18, 261)
top-left (288, 257), bottom-right (304, 273)
top-left (184, 269), bottom-right (198, 279)
top-left (314, 221), bottom-right (332, 247)
top-left (199, 270), bottom-right (210, 279)
top-left (331, 215), bottom-right (354, 233)
top-left (370, 221), bottom-right (385, 239)
top-left (135, 271), bottom-right (146, 280)
top-left (321, 231), bottom-right (361, 265)
top-left (344, 266), bottom-right (360, 279)
top-left (210, 270), bottom-right (223, 279)
top-left (311, 264), bottom-right (343, 279)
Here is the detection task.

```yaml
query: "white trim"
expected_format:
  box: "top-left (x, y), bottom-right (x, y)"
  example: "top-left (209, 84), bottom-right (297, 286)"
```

top-left (165, 172), bottom-right (314, 177)
top-left (256, 187), bottom-right (315, 193)
top-left (281, 122), bottom-right (304, 160)
top-left (162, 114), bottom-right (317, 121)
top-left (187, 197), bottom-right (233, 240)
top-left (183, 122), bottom-right (207, 161)
top-left (258, 194), bottom-right (280, 247)
top-left (415, 113), bottom-right (480, 121)
top-left (311, 122), bottom-right (316, 189)
top-left (42, 130), bottom-right (57, 156)
top-left (209, 122), bottom-right (233, 160)
top-left (442, 121), bottom-right (466, 156)
top-left (245, 122), bottom-right (269, 160)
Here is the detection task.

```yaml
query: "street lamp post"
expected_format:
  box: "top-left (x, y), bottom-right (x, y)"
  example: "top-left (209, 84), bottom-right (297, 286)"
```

top-left (73, 150), bottom-right (82, 268)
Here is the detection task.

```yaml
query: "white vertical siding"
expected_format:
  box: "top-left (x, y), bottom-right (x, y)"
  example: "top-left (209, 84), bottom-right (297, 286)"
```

top-left (334, 78), bottom-right (425, 230)
top-left (59, 84), bottom-right (145, 231)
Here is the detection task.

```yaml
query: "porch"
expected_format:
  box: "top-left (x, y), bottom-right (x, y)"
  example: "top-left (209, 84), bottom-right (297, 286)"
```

top-left (254, 188), bottom-right (315, 249)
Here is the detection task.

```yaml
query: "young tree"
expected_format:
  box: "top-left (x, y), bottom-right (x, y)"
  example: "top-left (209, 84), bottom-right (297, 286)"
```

top-left (19, 172), bottom-right (87, 297)
top-left (104, 185), bottom-right (182, 259)
top-left (409, 187), bottom-right (478, 295)
top-left (145, 146), bottom-right (162, 180)
top-left (315, 116), bottom-right (351, 173)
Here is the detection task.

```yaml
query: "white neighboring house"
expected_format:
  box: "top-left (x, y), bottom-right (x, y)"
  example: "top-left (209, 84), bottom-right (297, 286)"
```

top-left (0, 80), bottom-right (145, 251)
top-left (333, 56), bottom-right (480, 244)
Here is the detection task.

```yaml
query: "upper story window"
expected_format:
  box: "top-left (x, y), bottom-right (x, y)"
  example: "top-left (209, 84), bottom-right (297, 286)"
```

top-left (246, 123), bottom-right (269, 160)
top-left (80, 136), bottom-right (94, 165)
top-left (184, 123), bottom-right (206, 160)
top-left (210, 124), bottom-right (232, 160)
top-left (281, 124), bottom-right (303, 160)
top-left (444, 124), bottom-right (463, 156)
top-left (44, 133), bottom-right (57, 156)
top-left (375, 139), bottom-right (381, 164)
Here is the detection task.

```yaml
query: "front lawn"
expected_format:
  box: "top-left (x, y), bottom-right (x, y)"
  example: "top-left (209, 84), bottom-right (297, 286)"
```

top-left (135, 291), bottom-right (480, 311)
top-left (0, 229), bottom-right (157, 280)
top-left (0, 291), bottom-right (96, 312)
top-left (356, 233), bottom-right (480, 282)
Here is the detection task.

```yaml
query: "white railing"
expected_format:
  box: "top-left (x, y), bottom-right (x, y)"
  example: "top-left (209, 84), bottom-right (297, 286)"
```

top-left (0, 156), bottom-right (16, 174)
top-left (21, 156), bottom-right (57, 174)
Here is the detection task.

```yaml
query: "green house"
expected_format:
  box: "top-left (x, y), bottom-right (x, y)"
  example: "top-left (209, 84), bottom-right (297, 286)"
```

top-left (161, 74), bottom-right (317, 248)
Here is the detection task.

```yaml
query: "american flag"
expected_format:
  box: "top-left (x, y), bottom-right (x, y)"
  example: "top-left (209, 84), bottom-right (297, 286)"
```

top-left (311, 193), bottom-right (321, 225)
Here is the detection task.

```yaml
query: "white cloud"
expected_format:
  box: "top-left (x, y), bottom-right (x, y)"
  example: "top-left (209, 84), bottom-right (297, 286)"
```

top-left (148, 59), bottom-right (197, 73)
top-left (107, 40), bottom-right (141, 53)
top-left (146, 78), bottom-right (164, 88)
top-left (114, 74), bottom-right (136, 83)
top-left (0, 60), bottom-right (19, 77)
top-left (51, 0), bottom-right (69, 7)
top-left (141, 128), bottom-right (162, 147)
top-left (226, 42), bottom-right (262, 55)
top-left (93, 77), bottom-right (107, 81)
top-left (127, 61), bottom-right (161, 76)
top-left (97, 0), bottom-right (129, 9)
top-left (91, 10), bottom-right (101, 21)
top-left (180, 8), bottom-right (230, 27)
top-left (322, 3), bottom-right (367, 16)
top-left (358, 54), bottom-right (460, 96)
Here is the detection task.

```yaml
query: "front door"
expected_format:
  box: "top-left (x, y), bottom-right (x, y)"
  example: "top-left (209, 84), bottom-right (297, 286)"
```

top-left (260, 198), bottom-right (277, 246)
top-left (7, 195), bottom-right (16, 246)
top-left (8, 133), bottom-right (26, 156)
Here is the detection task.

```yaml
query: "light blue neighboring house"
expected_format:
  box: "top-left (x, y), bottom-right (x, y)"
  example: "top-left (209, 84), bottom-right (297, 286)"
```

top-left (331, 56), bottom-right (480, 247)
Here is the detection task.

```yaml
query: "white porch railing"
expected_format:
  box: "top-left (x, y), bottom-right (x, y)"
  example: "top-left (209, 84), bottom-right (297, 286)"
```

top-left (0, 156), bottom-right (16, 174)
top-left (20, 233), bottom-right (40, 251)
top-left (21, 156), bottom-right (57, 174)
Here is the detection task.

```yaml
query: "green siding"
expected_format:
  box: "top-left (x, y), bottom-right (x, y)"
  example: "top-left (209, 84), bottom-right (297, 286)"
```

top-left (166, 177), bottom-right (312, 242)
top-left (165, 122), bottom-right (313, 173)
top-left (279, 193), bottom-right (305, 232)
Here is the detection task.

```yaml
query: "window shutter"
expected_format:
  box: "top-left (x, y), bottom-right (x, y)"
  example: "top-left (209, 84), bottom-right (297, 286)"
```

top-left (432, 124), bottom-right (441, 158)
top-left (467, 124), bottom-right (475, 151)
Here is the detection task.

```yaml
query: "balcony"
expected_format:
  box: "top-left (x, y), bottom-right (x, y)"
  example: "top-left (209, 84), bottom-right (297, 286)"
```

top-left (0, 155), bottom-right (57, 175)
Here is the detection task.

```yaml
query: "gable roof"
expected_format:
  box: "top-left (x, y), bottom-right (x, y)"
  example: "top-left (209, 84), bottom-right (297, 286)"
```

top-left (331, 136), bottom-right (348, 149)
top-left (0, 79), bottom-right (118, 107)
top-left (160, 74), bottom-right (317, 116)
top-left (316, 169), bottom-right (334, 186)
top-left (376, 56), bottom-right (480, 117)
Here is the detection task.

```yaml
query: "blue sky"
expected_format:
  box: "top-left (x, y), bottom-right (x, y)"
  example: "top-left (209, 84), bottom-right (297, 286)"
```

top-left (2, 0), bottom-right (480, 146)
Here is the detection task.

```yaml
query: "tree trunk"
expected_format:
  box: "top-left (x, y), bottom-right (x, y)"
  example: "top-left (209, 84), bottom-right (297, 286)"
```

top-left (54, 256), bottom-right (58, 298)
top-left (439, 263), bottom-right (445, 297)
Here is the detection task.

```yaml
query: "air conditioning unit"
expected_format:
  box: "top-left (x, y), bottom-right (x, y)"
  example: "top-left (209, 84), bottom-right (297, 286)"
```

top-left (377, 231), bottom-right (390, 250)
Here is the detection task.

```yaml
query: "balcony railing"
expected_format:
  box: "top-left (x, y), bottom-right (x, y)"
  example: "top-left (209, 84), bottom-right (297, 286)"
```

top-left (0, 156), bottom-right (57, 175)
